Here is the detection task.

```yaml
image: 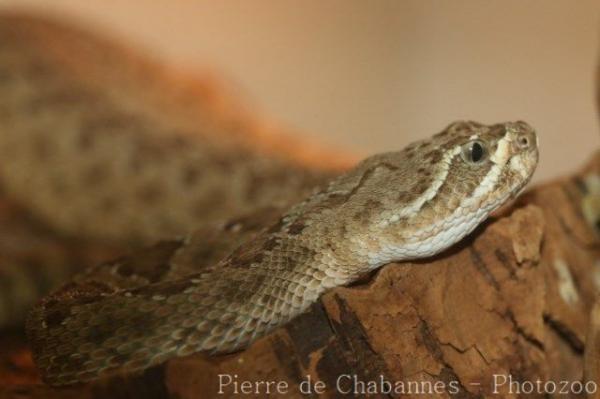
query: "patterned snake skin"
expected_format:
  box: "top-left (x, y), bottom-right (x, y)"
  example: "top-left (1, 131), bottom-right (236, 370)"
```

top-left (0, 12), bottom-right (346, 329)
top-left (0, 14), bottom-right (538, 386)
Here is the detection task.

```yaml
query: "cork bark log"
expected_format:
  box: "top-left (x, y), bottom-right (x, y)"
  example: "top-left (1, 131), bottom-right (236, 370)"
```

top-left (2, 151), bottom-right (599, 398)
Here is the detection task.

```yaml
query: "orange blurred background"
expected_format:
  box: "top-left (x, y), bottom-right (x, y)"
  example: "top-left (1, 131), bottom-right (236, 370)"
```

top-left (0, 0), bottom-right (599, 182)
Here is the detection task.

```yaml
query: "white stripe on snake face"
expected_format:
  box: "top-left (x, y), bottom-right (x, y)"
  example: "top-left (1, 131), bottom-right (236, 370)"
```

top-left (490, 132), bottom-right (511, 165)
top-left (469, 133), bottom-right (511, 200)
top-left (382, 146), bottom-right (461, 227)
top-left (367, 191), bottom-right (510, 267)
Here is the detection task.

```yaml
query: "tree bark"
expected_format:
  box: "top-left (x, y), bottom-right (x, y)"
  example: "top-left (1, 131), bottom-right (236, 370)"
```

top-left (2, 153), bottom-right (599, 398)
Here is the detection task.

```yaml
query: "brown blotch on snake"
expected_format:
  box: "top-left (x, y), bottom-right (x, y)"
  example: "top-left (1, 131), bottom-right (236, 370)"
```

top-left (114, 240), bottom-right (183, 283)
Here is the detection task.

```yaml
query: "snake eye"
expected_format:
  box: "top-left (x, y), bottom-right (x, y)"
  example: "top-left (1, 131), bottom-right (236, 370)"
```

top-left (461, 140), bottom-right (488, 165)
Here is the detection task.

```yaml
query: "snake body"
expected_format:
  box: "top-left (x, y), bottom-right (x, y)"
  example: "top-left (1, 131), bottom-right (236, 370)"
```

top-left (0, 14), bottom-right (539, 386)
top-left (0, 13), bottom-right (345, 245)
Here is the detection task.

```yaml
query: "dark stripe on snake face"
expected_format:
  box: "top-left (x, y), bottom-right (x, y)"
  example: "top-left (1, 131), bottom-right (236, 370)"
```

top-left (434, 155), bottom-right (494, 209)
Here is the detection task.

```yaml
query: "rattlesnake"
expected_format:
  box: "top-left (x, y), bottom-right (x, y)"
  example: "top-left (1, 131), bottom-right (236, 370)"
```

top-left (0, 14), bottom-right (538, 386)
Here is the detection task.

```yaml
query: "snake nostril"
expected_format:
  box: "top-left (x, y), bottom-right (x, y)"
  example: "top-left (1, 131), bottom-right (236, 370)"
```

top-left (517, 135), bottom-right (530, 150)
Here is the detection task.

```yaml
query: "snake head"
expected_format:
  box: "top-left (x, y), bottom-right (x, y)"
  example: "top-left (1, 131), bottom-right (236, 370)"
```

top-left (391, 120), bottom-right (538, 258)
top-left (329, 120), bottom-right (539, 265)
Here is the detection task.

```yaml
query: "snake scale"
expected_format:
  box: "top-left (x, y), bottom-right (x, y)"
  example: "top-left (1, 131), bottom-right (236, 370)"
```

top-left (0, 14), bottom-right (538, 386)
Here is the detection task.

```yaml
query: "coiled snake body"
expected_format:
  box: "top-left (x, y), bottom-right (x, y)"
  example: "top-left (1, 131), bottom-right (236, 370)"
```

top-left (0, 14), bottom-right (538, 386)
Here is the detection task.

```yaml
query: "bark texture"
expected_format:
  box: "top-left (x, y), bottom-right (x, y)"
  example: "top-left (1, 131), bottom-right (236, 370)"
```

top-left (2, 153), bottom-right (599, 398)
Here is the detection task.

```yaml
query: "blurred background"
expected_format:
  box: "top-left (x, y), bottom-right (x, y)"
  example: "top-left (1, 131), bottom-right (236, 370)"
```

top-left (0, 0), bottom-right (599, 182)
